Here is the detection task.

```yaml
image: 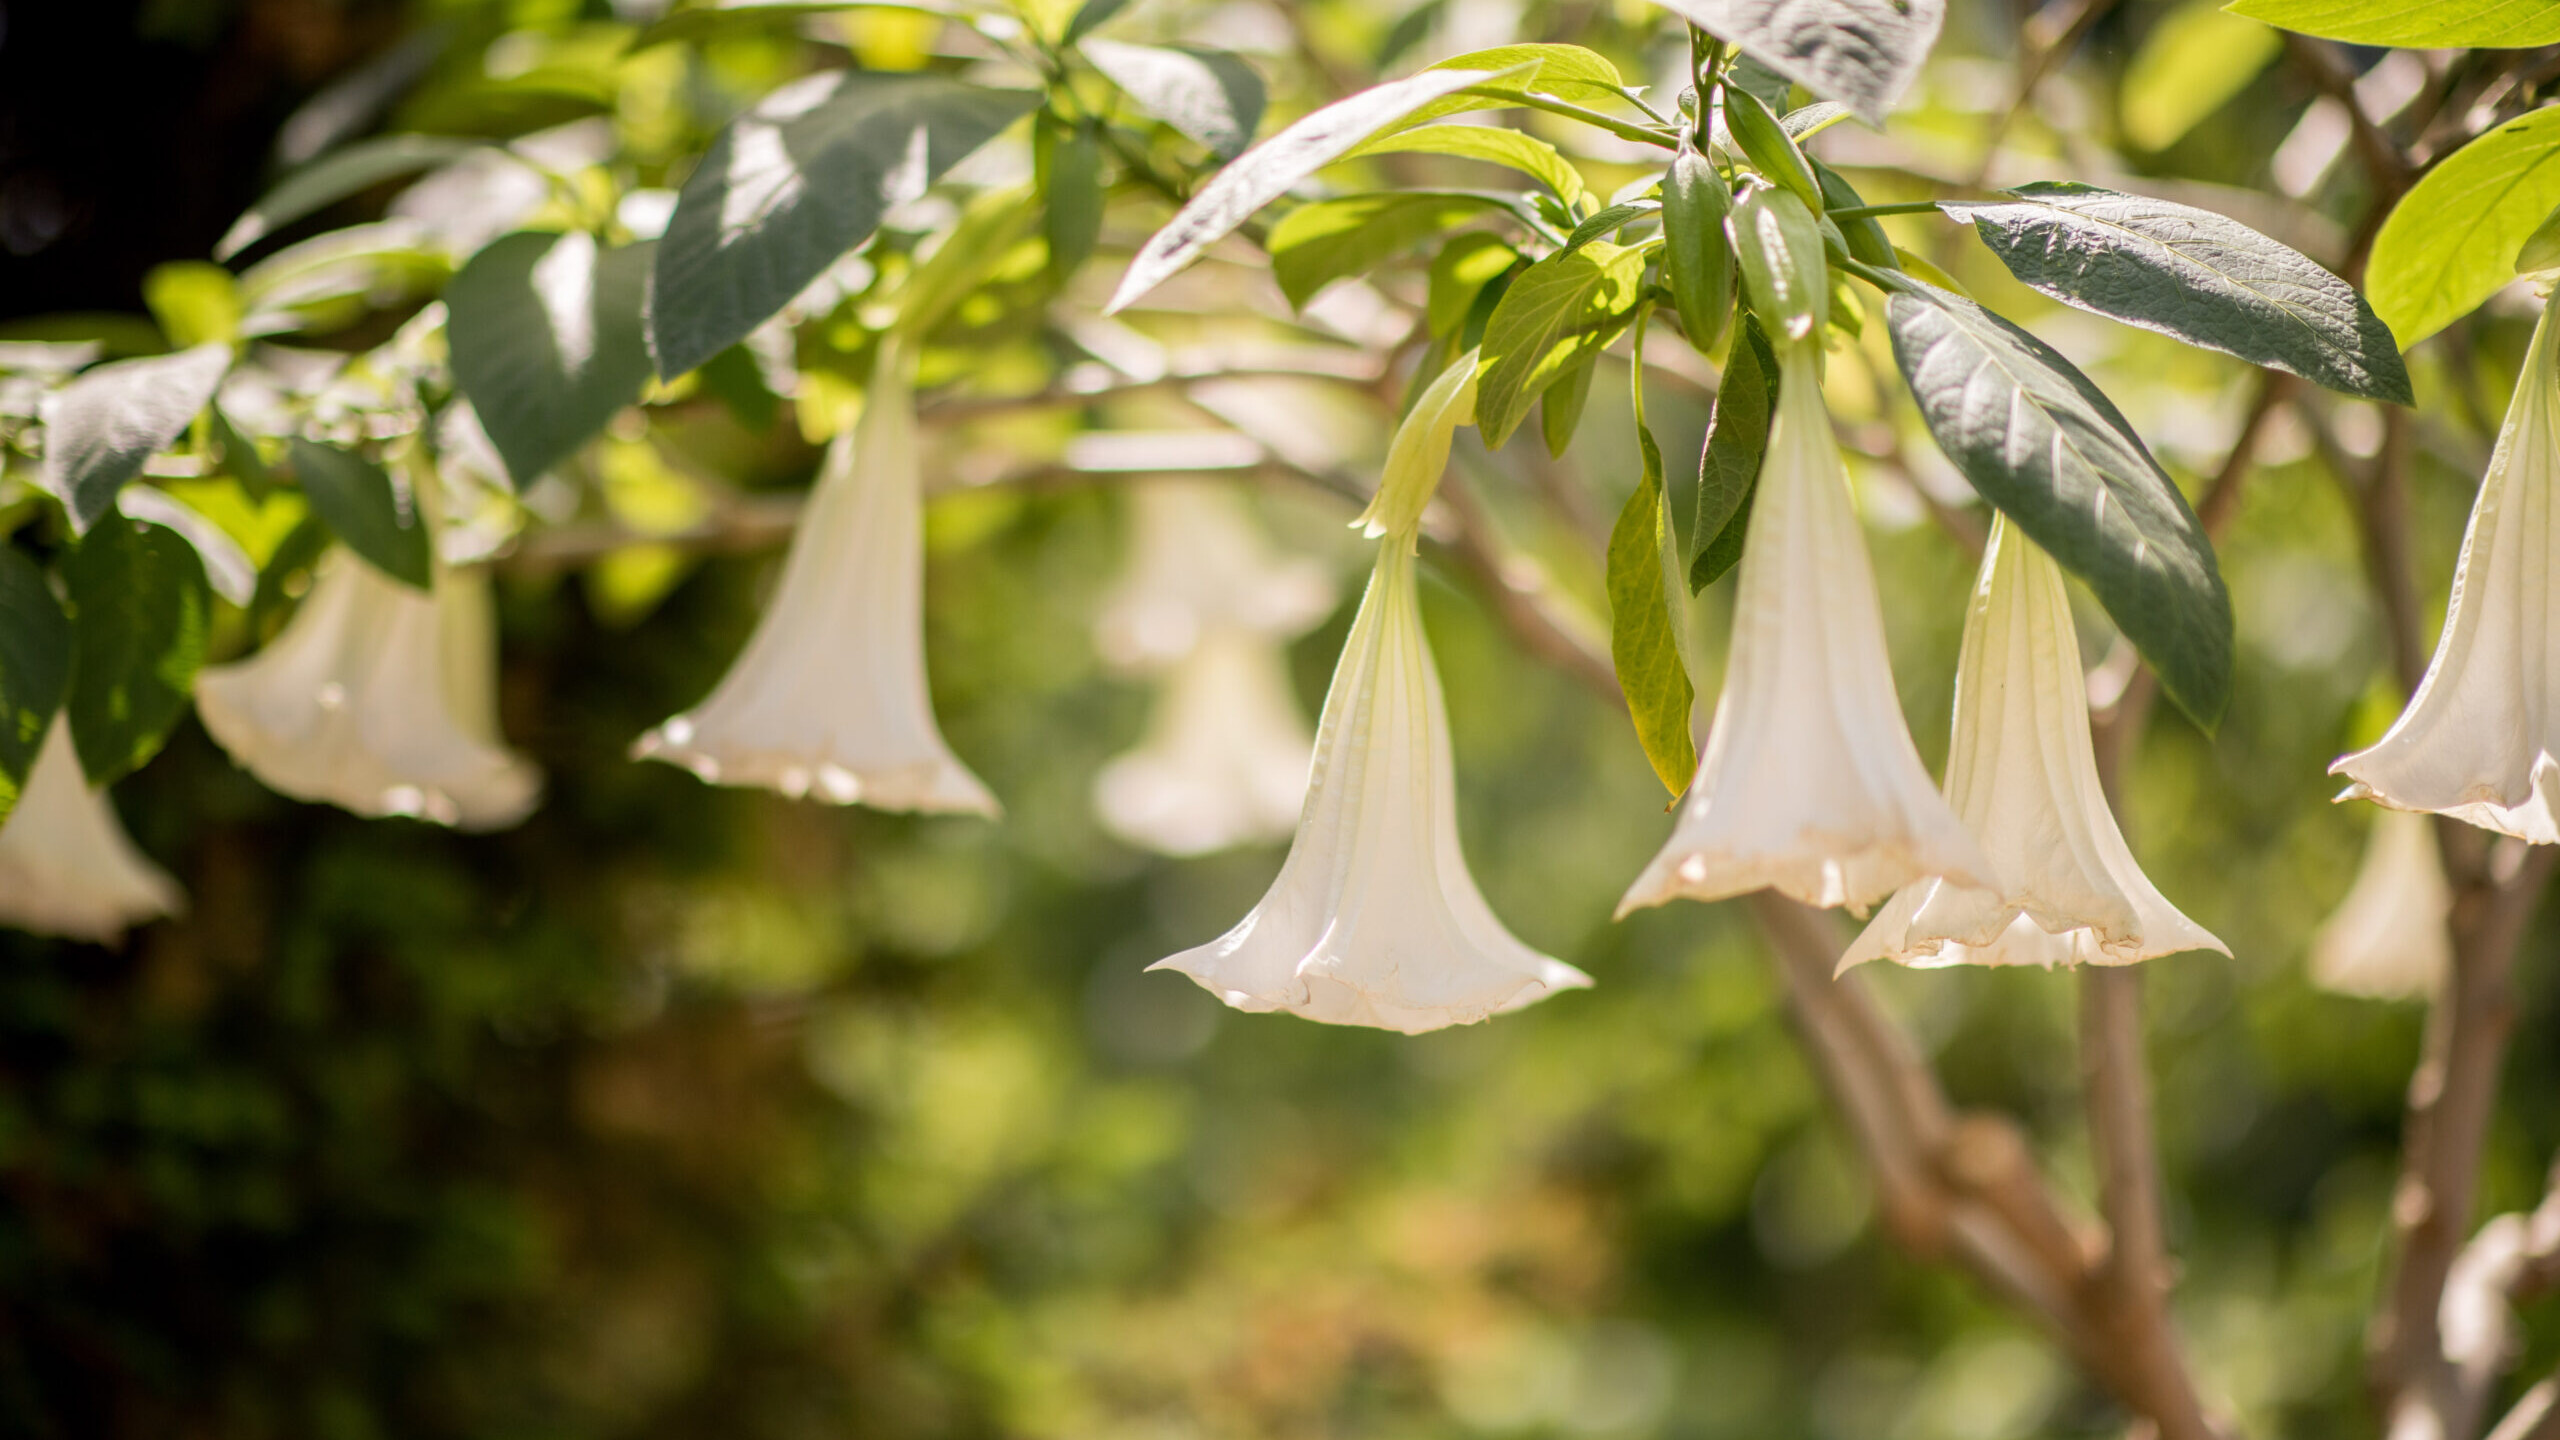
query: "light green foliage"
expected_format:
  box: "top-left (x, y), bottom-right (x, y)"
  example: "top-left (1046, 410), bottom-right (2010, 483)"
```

top-left (2121, 1), bottom-right (2280, 151)
top-left (1608, 388), bottom-right (1697, 796)
top-left (1347, 122), bottom-right (1588, 205)
top-left (2225, 0), bottom-right (2560, 47)
top-left (2368, 107), bottom-right (2560, 349)
top-left (1472, 240), bottom-right (1649, 447)
top-left (1267, 191), bottom-right (1501, 308)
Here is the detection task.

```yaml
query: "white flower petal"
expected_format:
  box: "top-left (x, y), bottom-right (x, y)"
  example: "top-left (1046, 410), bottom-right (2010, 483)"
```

top-left (196, 552), bottom-right (541, 829)
top-left (1620, 346), bottom-right (1994, 916)
top-left (634, 348), bottom-right (996, 815)
top-left (1151, 544), bottom-right (1589, 1033)
top-left (1096, 626), bottom-right (1311, 855)
top-left (2334, 291), bottom-right (2560, 843)
top-left (2310, 807), bottom-right (2451, 1000)
top-left (1094, 478), bottom-right (1333, 671)
top-left (1843, 517), bottom-right (2225, 970)
top-left (0, 721), bottom-right (182, 942)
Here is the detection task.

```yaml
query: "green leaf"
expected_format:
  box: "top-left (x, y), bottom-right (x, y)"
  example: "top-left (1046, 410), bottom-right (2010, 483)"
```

top-left (1561, 199), bottom-right (1660, 252)
top-left (1267, 192), bottom-right (1501, 310)
top-left (2222, 0), bottom-right (2560, 47)
top-left (1347, 123), bottom-right (1585, 204)
top-left (1473, 240), bottom-right (1648, 448)
top-left (447, 231), bottom-right (657, 488)
top-left (235, 221), bottom-right (453, 332)
top-left (40, 344), bottom-right (234, 534)
top-left (117, 488), bottom-right (256, 606)
top-left (629, 1), bottom-right (964, 53)
top-left (1042, 125), bottom-right (1107, 282)
top-left (1543, 350), bottom-right (1598, 457)
top-left (210, 404), bottom-right (274, 498)
top-left (1107, 62), bottom-right (1534, 313)
top-left (2368, 108), bottom-right (2560, 350)
top-left (1728, 182), bottom-right (1826, 346)
top-left (650, 70), bottom-right (1038, 377)
top-left (894, 185), bottom-right (1039, 338)
top-left (288, 439), bottom-right (430, 590)
top-left (212, 134), bottom-right (481, 261)
top-left (143, 262), bottom-right (243, 349)
top-left (0, 546), bottom-right (71, 824)
top-left (64, 516), bottom-right (211, 785)
top-left (1609, 421), bottom-right (1696, 797)
top-left (1080, 40), bottom-right (1265, 160)
top-left (1780, 101), bottom-right (1854, 140)
top-left (1880, 274), bottom-right (2231, 728)
top-left (2121, 2), bottom-right (2280, 151)
top-left (1407, 43), bottom-right (1630, 126)
top-left (1062, 0), bottom-right (1132, 42)
top-left (1688, 323), bottom-right (1775, 591)
top-left (1657, 0), bottom-right (1945, 126)
top-left (1427, 234), bottom-right (1517, 337)
top-left (1944, 181), bottom-right (2411, 403)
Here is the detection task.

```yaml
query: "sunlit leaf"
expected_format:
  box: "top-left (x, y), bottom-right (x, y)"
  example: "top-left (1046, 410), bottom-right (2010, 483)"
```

top-left (448, 231), bottom-right (658, 487)
top-left (1656, 0), bottom-right (1945, 125)
top-left (2367, 107), bottom-right (2560, 349)
top-left (288, 439), bottom-right (430, 591)
top-left (1081, 39), bottom-right (1265, 159)
top-left (64, 516), bottom-right (211, 785)
top-left (2223, 0), bottom-right (2560, 47)
top-left (1472, 240), bottom-right (1647, 448)
top-left (1267, 192), bottom-right (1503, 309)
top-left (213, 134), bottom-right (481, 260)
top-left (1609, 419), bottom-right (1695, 797)
top-left (40, 344), bottom-right (233, 534)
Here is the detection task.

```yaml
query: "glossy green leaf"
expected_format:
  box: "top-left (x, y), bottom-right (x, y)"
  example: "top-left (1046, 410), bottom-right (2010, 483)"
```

top-left (2222, 0), bottom-right (2560, 47)
top-left (2368, 108), bottom-right (2560, 350)
top-left (0, 546), bottom-right (71, 823)
top-left (1347, 123), bottom-right (1584, 204)
top-left (1656, 0), bottom-right (1945, 125)
top-left (1472, 239), bottom-right (1648, 448)
top-left (288, 439), bottom-right (430, 590)
top-left (1688, 323), bottom-right (1774, 591)
top-left (1404, 43), bottom-right (1629, 127)
top-left (1944, 182), bottom-right (2411, 403)
top-left (213, 134), bottom-right (481, 260)
top-left (1881, 273), bottom-right (2231, 727)
top-left (651, 70), bottom-right (1037, 377)
top-left (40, 344), bottom-right (234, 534)
top-left (1080, 40), bottom-right (1265, 160)
top-left (448, 231), bottom-right (658, 488)
top-left (1267, 192), bottom-right (1500, 309)
top-left (64, 516), bottom-right (211, 785)
top-left (1609, 420), bottom-right (1695, 797)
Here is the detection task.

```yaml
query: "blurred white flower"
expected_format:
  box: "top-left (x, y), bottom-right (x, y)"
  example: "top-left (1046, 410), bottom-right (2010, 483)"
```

top-left (2310, 808), bottom-right (2451, 999)
top-left (634, 347), bottom-right (996, 814)
top-left (1619, 345), bottom-right (1993, 916)
top-left (1094, 478), bottom-right (1333, 669)
top-left (1842, 518), bottom-right (2226, 969)
top-left (1151, 543), bottom-right (1589, 1032)
top-left (1097, 627), bottom-right (1312, 855)
top-left (196, 552), bottom-right (541, 829)
top-left (2334, 291), bottom-right (2560, 842)
top-left (0, 721), bottom-right (182, 942)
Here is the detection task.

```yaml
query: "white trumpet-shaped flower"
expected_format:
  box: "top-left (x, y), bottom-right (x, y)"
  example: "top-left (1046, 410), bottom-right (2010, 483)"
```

top-left (2310, 807), bottom-right (2451, 999)
top-left (1097, 627), bottom-right (1313, 855)
top-left (1151, 354), bottom-right (1589, 1032)
top-left (1619, 345), bottom-right (1994, 916)
top-left (196, 551), bottom-right (541, 829)
top-left (1841, 517), bottom-right (2226, 969)
top-left (0, 720), bottom-right (182, 942)
top-left (1094, 478), bottom-right (1333, 670)
top-left (634, 346), bottom-right (995, 815)
top-left (2333, 291), bottom-right (2560, 843)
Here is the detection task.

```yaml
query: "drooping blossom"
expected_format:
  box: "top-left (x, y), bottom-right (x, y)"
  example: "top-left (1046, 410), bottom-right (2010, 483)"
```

top-left (195, 551), bottom-right (541, 829)
top-left (1841, 517), bottom-right (2226, 969)
top-left (2333, 291), bottom-right (2560, 843)
top-left (1093, 478), bottom-right (1333, 671)
top-left (2309, 807), bottom-right (2451, 999)
top-left (1620, 344), bottom-right (1994, 916)
top-left (1151, 354), bottom-right (1590, 1031)
top-left (0, 720), bottom-right (182, 942)
top-left (634, 344), bottom-right (996, 814)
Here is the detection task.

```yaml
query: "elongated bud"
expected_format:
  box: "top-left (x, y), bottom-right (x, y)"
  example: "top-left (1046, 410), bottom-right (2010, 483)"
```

top-left (1721, 83), bottom-right (1824, 219)
top-left (1663, 143), bottom-right (1735, 352)
top-left (1357, 349), bottom-right (1479, 544)
top-left (1727, 181), bottom-right (1828, 347)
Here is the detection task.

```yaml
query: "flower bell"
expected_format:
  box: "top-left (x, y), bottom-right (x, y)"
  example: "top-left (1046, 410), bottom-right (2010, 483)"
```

top-left (1841, 516), bottom-right (2226, 969)
top-left (195, 550), bottom-right (541, 829)
top-left (2310, 808), bottom-right (2451, 999)
top-left (0, 720), bottom-right (182, 942)
top-left (2332, 292), bottom-right (2560, 843)
top-left (634, 344), bottom-right (996, 815)
top-left (1619, 344), bottom-right (1994, 916)
top-left (1093, 478), bottom-right (1333, 671)
top-left (1150, 355), bottom-right (1590, 1032)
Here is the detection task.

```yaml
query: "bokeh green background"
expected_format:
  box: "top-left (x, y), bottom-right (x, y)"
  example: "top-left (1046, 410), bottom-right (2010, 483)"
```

top-left (3, 0), bottom-right (2556, 1437)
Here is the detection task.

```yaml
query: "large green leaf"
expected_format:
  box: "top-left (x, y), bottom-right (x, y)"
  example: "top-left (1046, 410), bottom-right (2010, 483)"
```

top-left (289, 439), bottom-right (431, 590)
top-left (0, 546), bottom-right (71, 823)
top-left (1881, 274), bottom-right (2231, 727)
top-left (1655, 0), bottom-right (1946, 125)
top-left (1267, 192), bottom-right (1501, 308)
top-left (2222, 0), bottom-right (2560, 47)
top-left (213, 134), bottom-right (482, 260)
top-left (1106, 63), bottom-right (1530, 314)
top-left (448, 231), bottom-right (658, 487)
top-left (1945, 182), bottom-right (2411, 403)
top-left (650, 69), bottom-right (1037, 377)
top-left (1347, 123), bottom-right (1585, 204)
top-left (1080, 39), bottom-right (1265, 159)
top-left (1471, 240), bottom-right (1647, 448)
top-left (1688, 324), bottom-right (1775, 592)
top-left (1609, 421), bottom-right (1696, 798)
top-left (1406, 44), bottom-right (1630, 127)
top-left (64, 517), bottom-right (211, 785)
top-left (40, 344), bottom-right (234, 534)
top-left (2368, 107), bottom-right (2560, 350)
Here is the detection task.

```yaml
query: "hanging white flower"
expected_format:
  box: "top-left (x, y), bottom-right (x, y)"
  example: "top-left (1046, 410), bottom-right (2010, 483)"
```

top-left (1093, 478), bottom-right (1334, 671)
top-left (0, 720), bottom-right (182, 942)
top-left (2310, 807), bottom-right (2451, 1000)
top-left (2333, 291), bottom-right (2560, 843)
top-left (633, 344), bottom-right (997, 815)
top-left (196, 551), bottom-right (542, 829)
top-left (1151, 354), bottom-right (1590, 1032)
top-left (1620, 344), bottom-right (1994, 916)
top-left (1841, 517), bottom-right (2227, 969)
top-left (1097, 627), bottom-right (1313, 855)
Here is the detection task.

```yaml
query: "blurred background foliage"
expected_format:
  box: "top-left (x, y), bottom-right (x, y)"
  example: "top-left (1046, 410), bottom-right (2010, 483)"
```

top-left (1, 0), bottom-right (2555, 1437)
